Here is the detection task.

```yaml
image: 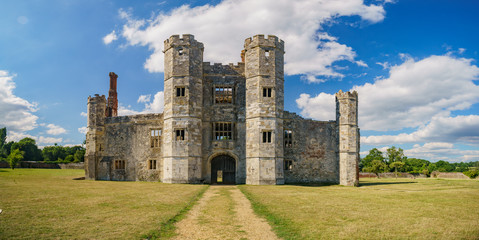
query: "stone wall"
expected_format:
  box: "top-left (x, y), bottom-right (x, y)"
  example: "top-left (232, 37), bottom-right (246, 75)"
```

top-left (360, 172), bottom-right (427, 178)
top-left (100, 113), bottom-right (163, 181)
top-left (431, 171), bottom-right (469, 179)
top-left (283, 112), bottom-right (339, 183)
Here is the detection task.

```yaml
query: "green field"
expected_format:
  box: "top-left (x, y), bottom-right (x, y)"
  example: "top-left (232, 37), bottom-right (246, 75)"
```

top-left (0, 169), bottom-right (207, 239)
top-left (239, 178), bottom-right (479, 239)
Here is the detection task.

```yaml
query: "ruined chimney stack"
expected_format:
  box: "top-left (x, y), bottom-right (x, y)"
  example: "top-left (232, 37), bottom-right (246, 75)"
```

top-left (105, 72), bottom-right (118, 117)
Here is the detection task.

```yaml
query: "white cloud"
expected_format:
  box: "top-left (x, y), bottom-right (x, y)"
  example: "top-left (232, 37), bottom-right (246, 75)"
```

top-left (45, 124), bottom-right (66, 135)
top-left (38, 136), bottom-right (62, 145)
top-left (404, 142), bottom-right (479, 162)
top-left (137, 94), bottom-right (151, 103)
top-left (119, 91), bottom-right (164, 116)
top-left (80, 112), bottom-right (87, 117)
top-left (296, 93), bottom-right (335, 120)
top-left (361, 115), bottom-right (479, 145)
top-left (6, 130), bottom-right (62, 145)
top-left (376, 61), bottom-right (390, 69)
top-left (78, 126), bottom-right (88, 135)
top-left (0, 70), bottom-right (39, 132)
top-left (111, 0), bottom-right (386, 81)
top-left (355, 60), bottom-right (368, 67)
top-left (297, 55), bottom-right (479, 131)
top-left (356, 55), bottom-right (479, 131)
top-left (103, 30), bottom-right (118, 45)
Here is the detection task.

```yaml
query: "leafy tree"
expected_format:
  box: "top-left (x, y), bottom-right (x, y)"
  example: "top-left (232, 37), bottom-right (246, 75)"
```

top-left (435, 160), bottom-right (454, 172)
top-left (11, 138), bottom-right (42, 161)
top-left (64, 155), bottom-right (74, 162)
top-left (361, 148), bottom-right (385, 171)
top-left (390, 161), bottom-right (406, 178)
top-left (3, 141), bottom-right (14, 157)
top-left (386, 146), bottom-right (405, 166)
top-left (0, 127), bottom-right (6, 159)
top-left (363, 160), bottom-right (388, 178)
top-left (73, 149), bottom-right (85, 163)
top-left (7, 149), bottom-right (24, 169)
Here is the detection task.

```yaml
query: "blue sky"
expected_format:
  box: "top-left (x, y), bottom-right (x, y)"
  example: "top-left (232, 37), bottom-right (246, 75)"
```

top-left (1, 0), bottom-right (478, 162)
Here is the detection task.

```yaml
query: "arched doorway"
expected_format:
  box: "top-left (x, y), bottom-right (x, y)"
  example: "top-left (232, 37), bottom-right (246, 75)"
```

top-left (211, 155), bottom-right (236, 184)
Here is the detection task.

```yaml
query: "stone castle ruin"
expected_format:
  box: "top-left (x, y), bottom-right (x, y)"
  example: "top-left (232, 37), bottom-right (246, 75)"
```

top-left (85, 34), bottom-right (359, 186)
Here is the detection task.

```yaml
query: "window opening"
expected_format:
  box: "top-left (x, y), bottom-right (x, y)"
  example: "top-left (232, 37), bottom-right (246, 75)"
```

top-left (262, 131), bottom-right (272, 143)
top-left (265, 50), bottom-right (270, 57)
top-left (214, 122), bottom-right (233, 140)
top-left (263, 87), bottom-right (272, 97)
top-left (178, 48), bottom-right (184, 56)
top-left (176, 87), bottom-right (186, 97)
top-left (148, 160), bottom-right (157, 170)
top-left (150, 128), bottom-right (162, 148)
top-left (175, 129), bottom-right (185, 141)
top-left (214, 86), bottom-right (233, 104)
top-left (284, 160), bottom-right (293, 171)
top-left (284, 130), bottom-right (293, 148)
top-left (114, 160), bottom-right (125, 170)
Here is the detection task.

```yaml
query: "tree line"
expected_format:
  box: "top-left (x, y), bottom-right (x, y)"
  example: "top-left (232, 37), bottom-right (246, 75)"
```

top-left (361, 146), bottom-right (479, 179)
top-left (0, 127), bottom-right (85, 169)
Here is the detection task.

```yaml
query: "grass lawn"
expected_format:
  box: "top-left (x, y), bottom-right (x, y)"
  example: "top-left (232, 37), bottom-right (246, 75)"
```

top-left (0, 168), bottom-right (207, 239)
top-left (239, 178), bottom-right (479, 240)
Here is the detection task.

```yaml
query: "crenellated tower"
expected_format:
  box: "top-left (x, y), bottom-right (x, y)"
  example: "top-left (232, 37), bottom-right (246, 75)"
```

top-left (244, 35), bottom-right (285, 185)
top-left (105, 72), bottom-right (118, 117)
top-left (336, 90), bottom-right (360, 186)
top-left (162, 34), bottom-right (204, 183)
top-left (85, 94), bottom-right (106, 180)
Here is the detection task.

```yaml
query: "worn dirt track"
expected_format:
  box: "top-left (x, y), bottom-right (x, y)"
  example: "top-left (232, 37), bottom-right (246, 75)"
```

top-left (172, 185), bottom-right (279, 240)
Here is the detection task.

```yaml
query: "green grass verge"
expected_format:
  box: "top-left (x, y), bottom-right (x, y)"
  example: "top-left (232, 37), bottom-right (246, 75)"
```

top-left (0, 168), bottom-right (208, 239)
top-left (142, 184), bottom-right (209, 239)
top-left (239, 178), bottom-right (479, 240)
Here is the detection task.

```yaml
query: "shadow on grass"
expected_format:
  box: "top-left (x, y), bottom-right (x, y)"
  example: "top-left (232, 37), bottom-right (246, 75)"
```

top-left (360, 181), bottom-right (417, 186)
top-left (0, 169), bottom-right (10, 172)
top-left (284, 182), bottom-right (338, 187)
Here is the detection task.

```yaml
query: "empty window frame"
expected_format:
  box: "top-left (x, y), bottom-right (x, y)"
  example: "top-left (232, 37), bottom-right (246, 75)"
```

top-left (214, 122), bottom-right (233, 140)
top-left (284, 159), bottom-right (293, 171)
top-left (114, 160), bottom-right (125, 170)
top-left (178, 47), bottom-right (184, 56)
top-left (214, 86), bottom-right (233, 104)
top-left (262, 130), bottom-right (272, 143)
top-left (263, 87), bottom-right (272, 97)
top-left (150, 129), bottom-right (162, 148)
top-left (176, 87), bottom-right (186, 97)
top-left (175, 129), bottom-right (185, 141)
top-left (284, 129), bottom-right (293, 148)
top-left (148, 160), bottom-right (157, 170)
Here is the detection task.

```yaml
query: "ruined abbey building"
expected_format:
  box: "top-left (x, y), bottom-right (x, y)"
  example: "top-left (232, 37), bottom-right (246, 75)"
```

top-left (85, 34), bottom-right (360, 186)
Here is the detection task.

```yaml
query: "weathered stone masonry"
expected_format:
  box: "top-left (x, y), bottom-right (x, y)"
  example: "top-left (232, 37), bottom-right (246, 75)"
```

top-left (85, 34), bottom-right (359, 186)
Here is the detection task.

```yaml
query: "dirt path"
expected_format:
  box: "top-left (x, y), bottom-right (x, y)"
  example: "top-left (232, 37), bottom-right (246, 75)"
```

top-left (172, 185), bottom-right (279, 240)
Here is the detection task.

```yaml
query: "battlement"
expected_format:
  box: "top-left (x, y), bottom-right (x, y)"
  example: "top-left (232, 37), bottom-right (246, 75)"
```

top-left (203, 62), bottom-right (245, 75)
top-left (164, 34), bottom-right (204, 52)
top-left (335, 90), bottom-right (358, 99)
top-left (244, 34), bottom-right (284, 51)
top-left (88, 94), bottom-right (106, 103)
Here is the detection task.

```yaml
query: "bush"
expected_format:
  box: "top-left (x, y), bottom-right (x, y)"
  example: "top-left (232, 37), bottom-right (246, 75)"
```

top-left (463, 170), bottom-right (479, 179)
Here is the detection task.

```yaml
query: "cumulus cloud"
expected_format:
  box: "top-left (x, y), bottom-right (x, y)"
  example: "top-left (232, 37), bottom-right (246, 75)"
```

top-left (0, 70), bottom-right (39, 132)
top-left (78, 126), bottom-right (88, 135)
top-left (103, 30), bottom-right (118, 45)
top-left (137, 94), bottom-right (151, 103)
top-left (45, 124), bottom-right (67, 135)
top-left (6, 130), bottom-right (62, 145)
top-left (405, 142), bottom-right (479, 162)
top-left (361, 115), bottom-right (479, 145)
top-left (119, 91), bottom-right (164, 116)
top-left (296, 93), bottom-right (336, 120)
top-left (297, 55), bottom-right (479, 131)
top-left (80, 112), bottom-right (87, 117)
top-left (108, 0), bottom-right (387, 81)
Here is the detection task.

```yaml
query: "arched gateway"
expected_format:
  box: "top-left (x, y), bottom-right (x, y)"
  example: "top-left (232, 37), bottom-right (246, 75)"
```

top-left (211, 155), bottom-right (236, 184)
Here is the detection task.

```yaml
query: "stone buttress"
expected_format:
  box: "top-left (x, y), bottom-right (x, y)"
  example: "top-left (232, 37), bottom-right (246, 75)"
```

top-left (162, 35), bottom-right (204, 183)
top-left (336, 90), bottom-right (360, 186)
top-left (244, 35), bottom-right (285, 185)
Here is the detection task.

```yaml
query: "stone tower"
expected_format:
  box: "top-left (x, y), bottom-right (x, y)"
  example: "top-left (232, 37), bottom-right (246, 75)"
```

top-left (244, 35), bottom-right (285, 185)
top-left (162, 34), bottom-right (204, 183)
top-left (336, 90), bottom-right (360, 186)
top-left (105, 72), bottom-right (118, 117)
top-left (85, 94), bottom-right (106, 180)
